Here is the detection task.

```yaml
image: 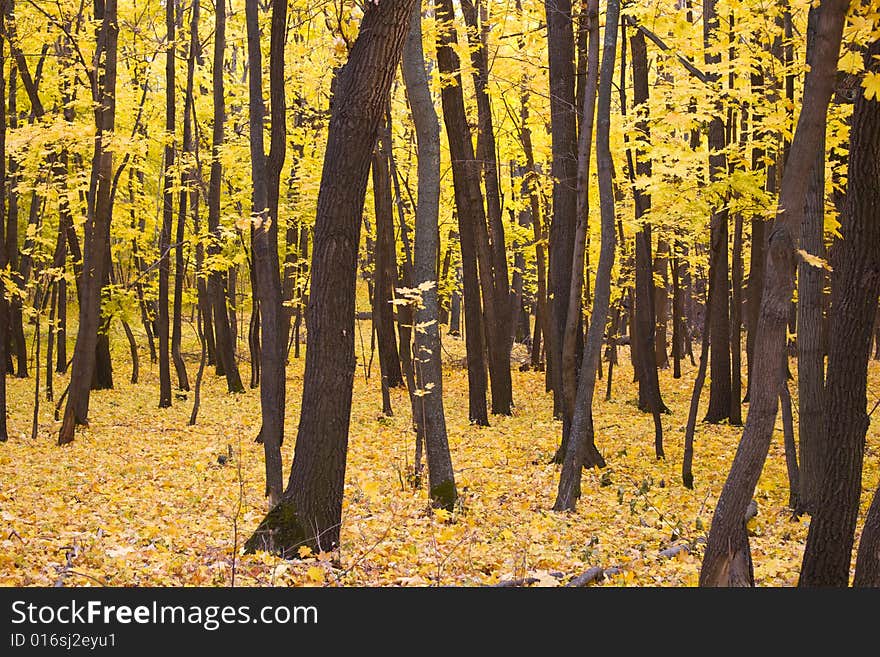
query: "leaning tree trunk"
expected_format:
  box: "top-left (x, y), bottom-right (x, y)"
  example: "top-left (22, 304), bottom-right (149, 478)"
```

top-left (58, 0), bottom-right (118, 444)
top-left (401, 1), bottom-right (457, 508)
top-left (245, 0), bottom-right (285, 505)
top-left (854, 477), bottom-right (880, 587)
top-left (435, 0), bottom-right (489, 425)
top-left (244, 0), bottom-right (417, 555)
top-left (699, 0), bottom-right (851, 587)
top-left (553, 0), bottom-right (618, 511)
top-left (206, 0), bottom-right (244, 393)
top-left (799, 35), bottom-right (880, 588)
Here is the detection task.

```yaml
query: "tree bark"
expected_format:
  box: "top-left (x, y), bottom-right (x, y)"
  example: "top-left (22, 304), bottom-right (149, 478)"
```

top-left (401, 2), bottom-right (457, 508)
top-left (244, 0), bottom-right (417, 555)
top-left (207, 0), bottom-right (244, 393)
top-left (699, 0), bottom-right (851, 586)
top-left (0, 1), bottom-right (7, 442)
top-left (553, 0), bottom-right (619, 511)
top-left (799, 36), bottom-right (880, 587)
top-left (58, 0), bottom-right (118, 444)
top-left (795, 6), bottom-right (828, 514)
top-left (245, 0), bottom-right (286, 504)
top-left (435, 0), bottom-right (489, 425)
top-left (854, 478), bottom-right (880, 587)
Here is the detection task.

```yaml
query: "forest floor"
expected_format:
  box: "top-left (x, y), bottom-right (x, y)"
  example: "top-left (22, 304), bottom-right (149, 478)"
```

top-left (2, 319), bottom-right (879, 587)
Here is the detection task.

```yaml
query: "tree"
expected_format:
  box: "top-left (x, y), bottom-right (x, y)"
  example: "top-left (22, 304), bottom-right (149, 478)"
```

top-left (244, 0), bottom-right (418, 555)
top-left (0, 0), bottom-right (7, 443)
top-left (401, 0), bottom-right (457, 507)
top-left (554, 0), bottom-right (619, 511)
top-left (206, 0), bottom-right (244, 394)
top-left (699, 0), bottom-right (852, 586)
top-left (58, 0), bottom-right (118, 445)
top-left (245, 0), bottom-right (286, 504)
top-left (799, 35), bottom-right (880, 587)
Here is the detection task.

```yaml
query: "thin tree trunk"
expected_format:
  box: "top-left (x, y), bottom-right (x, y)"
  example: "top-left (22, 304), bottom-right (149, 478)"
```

top-left (401, 2), bottom-right (457, 508)
top-left (245, 0), bottom-right (286, 504)
top-left (58, 0), bottom-right (118, 444)
top-left (207, 0), bottom-right (244, 393)
top-left (436, 0), bottom-right (488, 425)
top-left (0, 3), bottom-right (7, 442)
top-left (553, 0), bottom-right (619, 511)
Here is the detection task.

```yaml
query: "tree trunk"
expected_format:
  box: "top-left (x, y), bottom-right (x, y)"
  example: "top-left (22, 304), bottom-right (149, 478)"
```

top-left (553, 0), bottom-right (619, 511)
top-left (157, 0), bottom-right (176, 408)
top-left (654, 238), bottom-right (669, 369)
top-left (0, 2), bottom-right (7, 442)
top-left (799, 36), bottom-right (880, 587)
top-left (703, 0), bottom-right (731, 424)
top-left (207, 0), bottom-right (244, 393)
top-left (796, 7), bottom-right (828, 514)
top-left (245, 0), bottom-right (285, 505)
top-left (460, 0), bottom-right (513, 416)
top-left (435, 0), bottom-right (489, 425)
top-left (401, 2), bottom-right (457, 508)
top-left (244, 0), bottom-right (416, 555)
top-left (371, 132), bottom-right (403, 393)
top-left (730, 207), bottom-right (743, 425)
top-left (58, 0), bottom-right (118, 444)
top-left (545, 0), bottom-right (578, 419)
top-left (699, 0), bottom-right (851, 586)
top-left (854, 479), bottom-right (880, 586)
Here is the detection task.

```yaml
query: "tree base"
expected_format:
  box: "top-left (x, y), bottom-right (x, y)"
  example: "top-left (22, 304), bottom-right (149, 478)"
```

top-left (243, 498), bottom-right (312, 557)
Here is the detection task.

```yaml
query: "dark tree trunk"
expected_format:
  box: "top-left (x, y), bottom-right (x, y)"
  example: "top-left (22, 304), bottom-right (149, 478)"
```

top-left (730, 207), bottom-right (743, 425)
top-left (654, 238), bottom-right (669, 369)
top-left (799, 36), bottom-right (880, 587)
top-left (699, 0), bottom-right (851, 586)
top-left (630, 29), bottom-right (665, 457)
top-left (436, 0), bottom-right (488, 425)
top-left (796, 7), bottom-right (828, 514)
top-left (245, 0), bottom-right (286, 504)
top-left (461, 0), bottom-right (513, 416)
top-left (157, 0), bottom-right (175, 408)
top-left (207, 0), bottom-right (244, 393)
top-left (553, 0), bottom-right (618, 511)
top-left (545, 0), bottom-right (578, 419)
top-left (244, 0), bottom-right (416, 555)
top-left (371, 133), bottom-right (403, 393)
top-left (0, 2), bottom-right (7, 442)
top-left (703, 0), bottom-right (731, 424)
top-left (401, 3), bottom-right (457, 508)
top-left (58, 0), bottom-right (118, 444)
top-left (854, 480), bottom-right (880, 586)
top-left (672, 243), bottom-right (684, 379)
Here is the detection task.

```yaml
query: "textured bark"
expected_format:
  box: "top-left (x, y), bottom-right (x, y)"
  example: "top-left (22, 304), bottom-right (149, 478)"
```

top-left (157, 0), bottom-right (176, 408)
top-left (371, 135), bottom-right (403, 394)
top-left (0, 2), bottom-right (7, 441)
top-left (560, 0), bottom-right (598, 455)
top-left (245, 0), bottom-right (286, 504)
top-left (460, 0), bottom-right (512, 415)
top-left (244, 0), bottom-right (417, 554)
top-left (796, 7), bottom-right (827, 514)
top-left (435, 0), bottom-right (488, 425)
top-left (58, 0), bottom-right (118, 444)
top-left (545, 0), bottom-right (578, 418)
top-left (730, 208), bottom-right (743, 425)
top-left (206, 0), bottom-right (244, 393)
top-left (703, 0), bottom-right (731, 424)
top-left (854, 479), bottom-right (880, 586)
top-left (700, 0), bottom-right (851, 586)
top-left (553, 0), bottom-right (618, 511)
top-left (799, 37), bottom-right (880, 586)
top-left (401, 3), bottom-right (457, 509)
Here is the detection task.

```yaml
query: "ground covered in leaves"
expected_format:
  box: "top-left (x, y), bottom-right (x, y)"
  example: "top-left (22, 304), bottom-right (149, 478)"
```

top-left (2, 325), bottom-right (879, 587)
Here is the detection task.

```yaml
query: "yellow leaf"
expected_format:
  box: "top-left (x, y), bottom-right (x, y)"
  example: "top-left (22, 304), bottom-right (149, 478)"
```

top-left (797, 249), bottom-right (832, 271)
top-left (306, 566), bottom-right (324, 583)
top-left (863, 71), bottom-right (880, 101)
top-left (297, 545), bottom-right (313, 559)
